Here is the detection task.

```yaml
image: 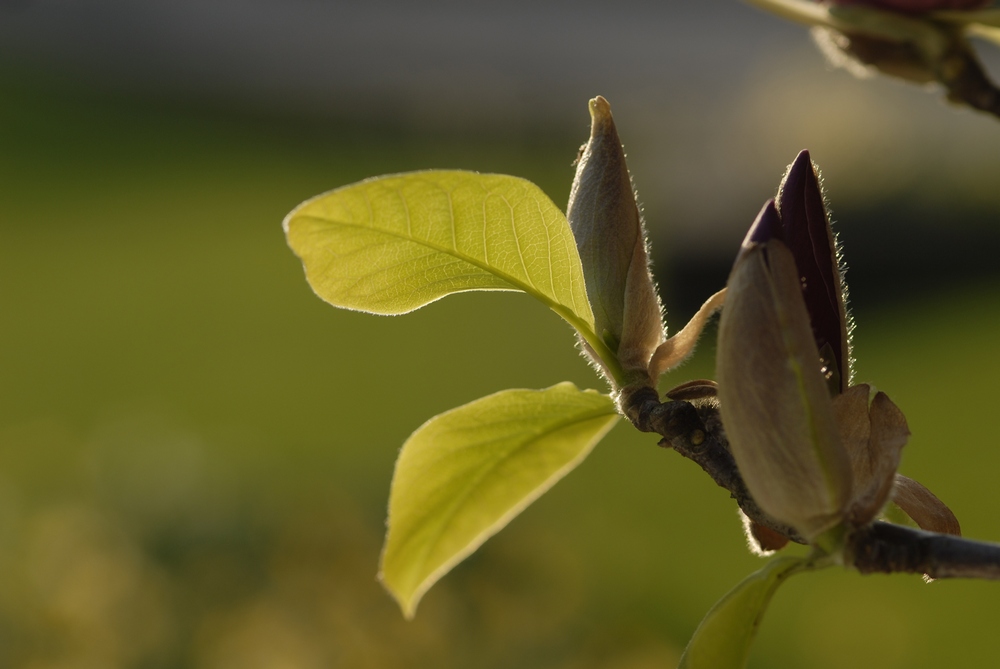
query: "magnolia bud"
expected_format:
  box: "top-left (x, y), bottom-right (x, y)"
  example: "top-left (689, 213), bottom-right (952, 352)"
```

top-left (567, 96), bottom-right (664, 384)
top-left (717, 211), bottom-right (853, 543)
top-left (719, 151), bottom-right (959, 550)
top-left (775, 150), bottom-right (851, 394)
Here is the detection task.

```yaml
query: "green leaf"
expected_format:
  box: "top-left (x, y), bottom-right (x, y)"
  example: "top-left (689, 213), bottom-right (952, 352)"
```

top-left (379, 382), bottom-right (619, 618)
top-left (679, 556), bottom-right (811, 669)
top-left (283, 170), bottom-right (613, 359)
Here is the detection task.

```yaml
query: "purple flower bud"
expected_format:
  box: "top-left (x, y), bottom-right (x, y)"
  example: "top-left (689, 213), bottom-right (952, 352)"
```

top-left (718, 151), bottom-right (960, 548)
top-left (717, 234), bottom-right (852, 543)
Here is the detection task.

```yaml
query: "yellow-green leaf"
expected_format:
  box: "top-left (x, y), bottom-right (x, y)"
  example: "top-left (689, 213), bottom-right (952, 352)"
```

top-left (679, 556), bottom-right (810, 669)
top-left (284, 170), bottom-right (597, 338)
top-left (379, 382), bottom-right (619, 618)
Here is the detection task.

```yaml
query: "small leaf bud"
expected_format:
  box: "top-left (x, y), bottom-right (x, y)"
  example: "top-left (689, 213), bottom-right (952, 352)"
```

top-left (567, 96), bottom-right (665, 385)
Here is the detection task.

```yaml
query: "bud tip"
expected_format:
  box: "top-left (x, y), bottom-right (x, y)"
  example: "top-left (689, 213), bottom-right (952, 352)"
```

top-left (588, 95), bottom-right (612, 120)
top-left (782, 150), bottom-right (814, 198)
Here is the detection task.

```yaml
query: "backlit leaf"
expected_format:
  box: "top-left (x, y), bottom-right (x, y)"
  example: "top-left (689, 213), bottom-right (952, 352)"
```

top-left (679, 556), bottom-right (810, 669)
top-left (379, 382), bottom-right (619, 618)
top-left (284, 170), bottom-right (600, 343)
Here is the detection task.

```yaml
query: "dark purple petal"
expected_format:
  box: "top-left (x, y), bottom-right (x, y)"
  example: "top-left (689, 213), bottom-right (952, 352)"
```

top-left (743, 199), bottom-right (783, 247)
top-left (776, 151), bottom-right (849, 393)
top-left (736, 199), bottom-right (782, 267)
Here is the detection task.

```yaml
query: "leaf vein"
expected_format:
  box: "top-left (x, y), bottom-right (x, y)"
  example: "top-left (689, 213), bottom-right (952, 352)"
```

top-left (296, 214), bottom-right (575, 317)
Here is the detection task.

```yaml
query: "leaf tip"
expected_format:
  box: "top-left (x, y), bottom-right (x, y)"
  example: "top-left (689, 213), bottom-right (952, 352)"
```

top-left (377, 569), bottom-right (420, 620)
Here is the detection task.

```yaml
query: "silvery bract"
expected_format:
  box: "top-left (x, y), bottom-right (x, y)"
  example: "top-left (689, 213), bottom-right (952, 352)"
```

top-left (718, 151), bottom-right (959, 551)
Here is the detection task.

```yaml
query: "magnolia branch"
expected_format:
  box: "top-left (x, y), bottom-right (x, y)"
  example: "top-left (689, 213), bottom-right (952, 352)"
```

top-left (850, 522), bottom-right (1000, 579)
top-left (620, 385), bottom-right (1000, 579)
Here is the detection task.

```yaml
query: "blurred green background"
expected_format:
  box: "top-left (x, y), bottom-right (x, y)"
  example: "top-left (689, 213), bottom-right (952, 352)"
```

top-left (3, 2), bottom-right (1000, 667)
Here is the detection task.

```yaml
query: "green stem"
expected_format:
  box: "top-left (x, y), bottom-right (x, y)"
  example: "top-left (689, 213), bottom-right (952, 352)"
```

top-left (552, 304), bottom-right (628, 388)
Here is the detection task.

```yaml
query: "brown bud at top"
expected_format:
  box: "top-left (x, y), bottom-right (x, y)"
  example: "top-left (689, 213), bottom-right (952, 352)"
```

top-left (567, 96), bottom-right (664, 385)
top-left (777, 150), bottom-right (851, 393)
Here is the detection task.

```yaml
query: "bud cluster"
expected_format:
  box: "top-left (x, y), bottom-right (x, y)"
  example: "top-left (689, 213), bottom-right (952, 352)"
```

top-left (568, 99), bottom-right (958, 555)
top-left (717, 152), bottom-right (959, 552)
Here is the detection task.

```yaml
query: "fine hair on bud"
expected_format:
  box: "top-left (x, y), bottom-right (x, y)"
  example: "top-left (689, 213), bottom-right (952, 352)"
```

top-left (566, 96), bottom-right (665, 387)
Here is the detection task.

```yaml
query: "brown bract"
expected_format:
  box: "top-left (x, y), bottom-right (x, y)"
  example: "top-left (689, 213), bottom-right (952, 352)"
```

top-left (893, 474), bottom-right (961, 535)
top-left (832, 384), bottom-right (910, 527)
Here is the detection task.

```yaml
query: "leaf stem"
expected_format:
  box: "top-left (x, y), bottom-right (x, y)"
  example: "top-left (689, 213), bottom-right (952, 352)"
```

top-left (555, 305), bottom-right (628, 388)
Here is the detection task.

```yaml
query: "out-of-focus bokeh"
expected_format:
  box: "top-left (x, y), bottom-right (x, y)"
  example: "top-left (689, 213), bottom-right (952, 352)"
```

top-left (2, 1), bottom-right (1000, 667)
